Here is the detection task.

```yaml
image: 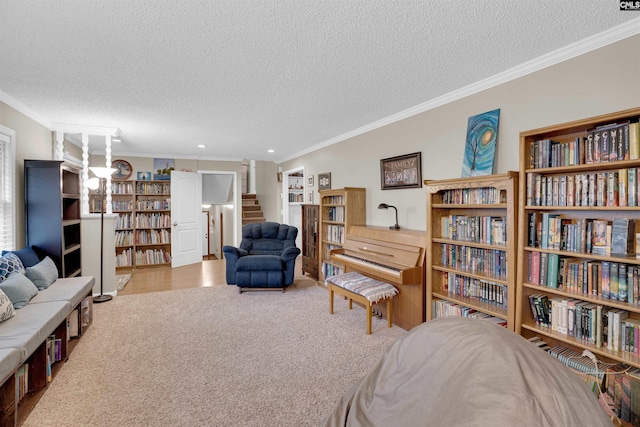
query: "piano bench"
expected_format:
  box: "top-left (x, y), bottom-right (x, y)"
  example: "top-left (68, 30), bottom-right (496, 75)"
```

top-left (326, 272), bottom-right (398, 335)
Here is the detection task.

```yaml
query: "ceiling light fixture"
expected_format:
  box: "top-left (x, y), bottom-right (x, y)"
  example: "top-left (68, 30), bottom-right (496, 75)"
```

top-left (268, 149), bottom-right (275, 153)
top-left (198, 144), bottom-right (206, 148)
top-left (112, 137), bottom-right (122, 143)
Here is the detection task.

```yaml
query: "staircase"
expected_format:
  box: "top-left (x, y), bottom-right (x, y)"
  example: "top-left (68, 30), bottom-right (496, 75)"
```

top-left (242, 194), bottom-right (266, 225)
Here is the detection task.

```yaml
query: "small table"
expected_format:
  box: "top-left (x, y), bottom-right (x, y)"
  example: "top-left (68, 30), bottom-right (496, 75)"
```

top-left (326, 271), bottom-right (398, 334)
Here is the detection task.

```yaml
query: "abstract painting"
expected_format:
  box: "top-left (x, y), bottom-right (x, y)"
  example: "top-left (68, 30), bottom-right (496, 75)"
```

top-left (461, 108), bottom-right (500, 177)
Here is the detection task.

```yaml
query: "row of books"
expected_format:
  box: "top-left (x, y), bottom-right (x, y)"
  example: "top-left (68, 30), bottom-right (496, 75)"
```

top-left (135, 229), bottom-right (171, 245)
top-left (440, 271), bottom-right (508, 308)
top-left (135, 182), bottom-right (170, 194)
top-left (431, 299), bottom-right (507, 327)
top-left (325, 206), bottom-right (345, 222)
top-left (15, 362), bottom-right (28, 401)
top-left (135, 248), bottom-right (172, 265)
top-left (115, 213), bottom-right (133, 229)
top-left (115, 231), bottom-right (133, 247)
top-left (529, 213), bottom-right (637, 257)
top-left (439, 187), bottom-right (506, 205)
top-left (322, 262), bottom-right (343, 279)
top-left (322, 195), bottom-right (344, 205)
top-left (528, 294), bottom-right (633, 352)
top-left (440, 243), bottom-right (507, 280)
top-left (135, 212), bottom-right (171, 228)
top-left (91, 199), bottom-right (135, 212)
top-left (135, 199), bottom-right (170, 211)
top-left (528, 252), bottom-right (640, 303)
top-left (528, 121), bottom-right (639, 170)
top-left (440, 215), bottom-right (507, 245)
top-left (288, 193), bottom-right (304, 203)
top-left (526, 168), bottom-right (640, 208)
top-left (116, 248), bottom-right (133, 267)
top-left (324, 225), bottom-right (344, 244)
top-left (111, 182), bottom-right (134, 194)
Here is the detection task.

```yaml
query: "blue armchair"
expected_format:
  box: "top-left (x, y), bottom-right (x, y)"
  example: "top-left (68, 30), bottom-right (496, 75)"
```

top-left (222, 222), bottom-right (301, 292)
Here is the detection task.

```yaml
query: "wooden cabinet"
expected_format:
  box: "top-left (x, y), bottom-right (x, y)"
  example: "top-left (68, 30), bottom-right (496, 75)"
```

top-left (516, 107), bottom-right (640, 368)
top-left (24, 160), bottom-right (82, 277)
top-left (91, 180), bottom-right (171, 269)
top-left (301, 204), bottom-right (319, 278)
top-left (318, 187), bottom-right (366, 282)
top-left (425, 172), bottom-right (519, 330)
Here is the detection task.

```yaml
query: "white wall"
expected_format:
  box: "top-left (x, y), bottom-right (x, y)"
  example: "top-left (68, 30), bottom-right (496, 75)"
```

top-left (279, 35), bottom-right (640, 232)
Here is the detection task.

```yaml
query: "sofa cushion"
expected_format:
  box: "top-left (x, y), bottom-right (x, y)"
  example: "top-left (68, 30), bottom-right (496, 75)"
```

top-left (1, 247), bottom-right (41, 268)
top-left (0, 348), bottom-right (21, 385)
top-left (0, 253), bottom-right (26, 283)
top-left (0, 273), bottom-right (39, 309)
top-left (31, 276), bottom-right (95, 308)
top-left (0, 290), bottom-right (15, 322)
top-left (26, 256), bottom-right (59, 290)
top-left (0, 300), bottom-right (70, 361)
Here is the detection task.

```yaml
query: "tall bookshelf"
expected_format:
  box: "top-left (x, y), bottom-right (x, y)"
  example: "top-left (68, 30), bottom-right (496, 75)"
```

top-left (91, 180), bottom-right (171, 269)
top-left (516, 107), bottom-right (640, 367)
top-left (24, 160), bottom-right (82, 277)
top-left (301, 204), bottom-right (319, 278)
top-left (425, 172), bottom-right (519, 330)
top-left (318, 187), bottom-right (366, 283)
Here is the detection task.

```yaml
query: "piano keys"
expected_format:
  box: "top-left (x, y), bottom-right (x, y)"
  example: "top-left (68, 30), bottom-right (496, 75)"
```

top-left (330, 225), bottom-right (426, 330)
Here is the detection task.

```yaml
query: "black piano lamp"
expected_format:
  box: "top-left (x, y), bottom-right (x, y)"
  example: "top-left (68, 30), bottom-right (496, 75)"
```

top-left (378, 203), bottom-right (401, 230)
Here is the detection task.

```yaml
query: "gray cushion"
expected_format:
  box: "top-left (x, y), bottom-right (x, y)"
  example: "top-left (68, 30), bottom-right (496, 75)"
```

top-left (0, 253), bottom-right (25, 282)
top-left (0, 301), bottom-right (70, 361)
top-left (31, 276), bottom-right (95, 308)
top-left (0, 348), bottom-right (21, 385)
top-left (25, 256), bottom-right (59, 290)
top-left (0, 290), bottom-right (15, 322)
top-left (0, 273), bottom-right (39, 309)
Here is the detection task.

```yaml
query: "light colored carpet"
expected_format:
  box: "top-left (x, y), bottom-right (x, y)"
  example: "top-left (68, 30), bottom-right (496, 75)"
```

top-left (115, 274), bottom-right (131, 291)
top-left (24, 278), bottom-right (407, 426)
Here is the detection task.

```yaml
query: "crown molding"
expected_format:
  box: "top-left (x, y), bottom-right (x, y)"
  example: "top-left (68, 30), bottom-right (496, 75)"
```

top-left (278, 18), bottom-right (640, 164)
top-left (0, 91), bottom-right (51, 129)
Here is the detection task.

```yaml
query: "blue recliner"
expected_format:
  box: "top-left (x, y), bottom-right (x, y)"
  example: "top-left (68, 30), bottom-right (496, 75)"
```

top-left (222, 222), bottom-right (301, 292)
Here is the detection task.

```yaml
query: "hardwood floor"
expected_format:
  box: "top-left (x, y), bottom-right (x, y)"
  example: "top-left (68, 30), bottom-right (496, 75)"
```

top-left (117, 259), bottom-right (228, 295)
top-left (117, 257), bottom-right (308, 295)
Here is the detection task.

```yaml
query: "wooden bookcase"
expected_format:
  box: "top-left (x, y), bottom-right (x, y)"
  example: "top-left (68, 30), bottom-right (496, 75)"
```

top-left (318, 188), bottom-right (366, 283)
top-left (516, 107), bottom-right (640, 367)
top-left (24, 160), bottom-right (82, 277)
top-left (91, 180), bottom-right (171, 269)
top-left (301, 204), bottom-right (319, 279)
top-left (425, 172), bottom-right (519, 330)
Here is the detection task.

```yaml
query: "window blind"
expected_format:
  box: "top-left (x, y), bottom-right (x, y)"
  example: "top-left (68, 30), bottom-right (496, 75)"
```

top-left (0, 131), bottom-right (14, 251)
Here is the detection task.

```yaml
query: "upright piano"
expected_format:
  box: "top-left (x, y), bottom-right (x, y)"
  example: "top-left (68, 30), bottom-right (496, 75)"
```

top-left (330, 225), bottom-right (426, 330)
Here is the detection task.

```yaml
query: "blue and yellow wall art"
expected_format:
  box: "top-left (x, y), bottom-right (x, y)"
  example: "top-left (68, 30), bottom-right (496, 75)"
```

top-left (461, 108), bottom-right (500, 177)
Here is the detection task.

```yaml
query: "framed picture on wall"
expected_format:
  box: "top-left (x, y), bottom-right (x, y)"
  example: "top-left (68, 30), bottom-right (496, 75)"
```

top-left (318, 172), bottom-right (331, 190)
top-left (380, 152), bottom-right (422, 190)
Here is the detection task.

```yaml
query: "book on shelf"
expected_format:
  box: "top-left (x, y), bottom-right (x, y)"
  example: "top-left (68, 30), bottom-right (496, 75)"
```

top-left (610, 218), bottom-right (637, 256)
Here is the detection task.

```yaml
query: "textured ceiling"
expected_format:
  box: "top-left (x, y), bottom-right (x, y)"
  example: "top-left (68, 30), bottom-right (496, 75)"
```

top-left (0, 1), bottom-right (639, 162)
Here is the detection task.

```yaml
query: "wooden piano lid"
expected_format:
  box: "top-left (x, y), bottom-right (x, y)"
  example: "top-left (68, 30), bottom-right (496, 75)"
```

top-left (348, 225), bottom-right (426, 248)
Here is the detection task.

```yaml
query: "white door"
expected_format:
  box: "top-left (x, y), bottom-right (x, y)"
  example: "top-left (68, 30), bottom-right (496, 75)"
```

top-left (171, 171), bottom-right (202, 268)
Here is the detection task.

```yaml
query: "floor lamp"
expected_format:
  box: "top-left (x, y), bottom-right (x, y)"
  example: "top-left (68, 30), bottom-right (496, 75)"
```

top-left (87, 167), bottom-right (117, 303)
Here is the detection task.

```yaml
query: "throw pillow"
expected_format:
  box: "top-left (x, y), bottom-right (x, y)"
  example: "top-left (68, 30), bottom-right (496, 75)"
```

top-left (25, 256), bottom-right (59, 290)
top-left (0, 289), bottom-right (15, 322)
top-left (0, 273), bottom-right (39, 309)
top-left (2, 247), bottom-right (41, 268)
top-left (0, 253), bottom-right (26, 283)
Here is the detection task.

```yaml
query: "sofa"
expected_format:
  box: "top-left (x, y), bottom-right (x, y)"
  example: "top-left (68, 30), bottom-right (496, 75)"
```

top-left (0, 247), bottom-right (95, 387)
top-left (222, 222), bottom-right (301, 292)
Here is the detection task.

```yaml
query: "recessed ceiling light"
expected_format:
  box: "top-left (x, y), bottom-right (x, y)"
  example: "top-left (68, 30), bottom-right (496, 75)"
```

top-left (112, 137), bottom-right (122, 143)
top-left (198, 144), bottom-right (206, 148)
top-left (268, 149), bottom-right (275, 153)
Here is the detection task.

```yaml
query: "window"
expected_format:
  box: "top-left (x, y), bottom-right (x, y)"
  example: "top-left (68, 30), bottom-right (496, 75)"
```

top-left (0, 126), bottom-right (15, 250)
